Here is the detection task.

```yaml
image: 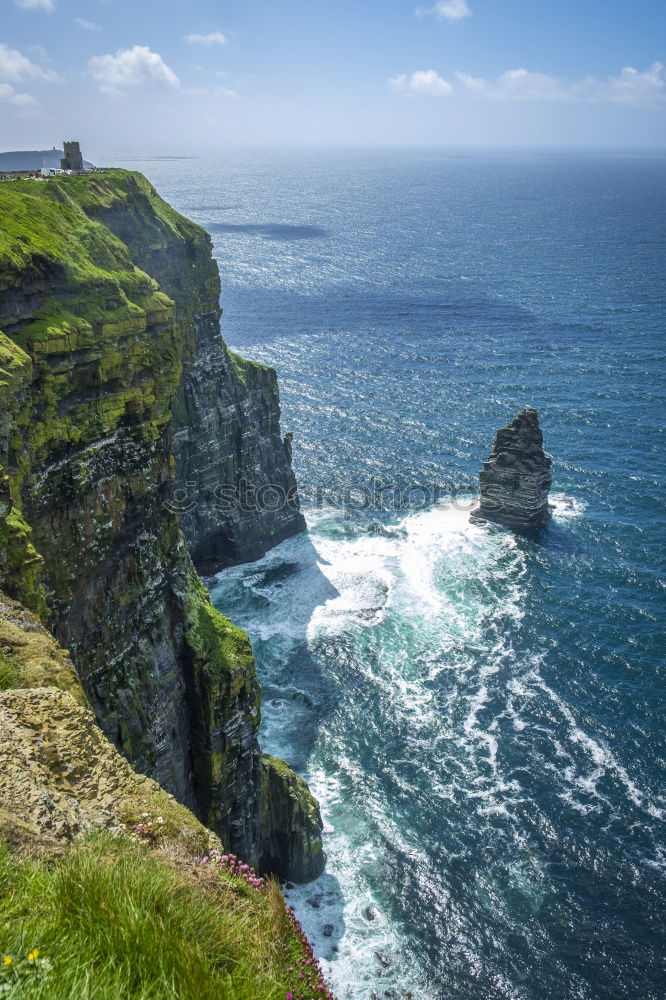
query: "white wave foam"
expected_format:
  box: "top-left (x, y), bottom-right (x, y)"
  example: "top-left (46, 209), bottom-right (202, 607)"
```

top-left (550, 492), bottom-right (587, 519)
top-left (527, 668), bottom-right (662, 819)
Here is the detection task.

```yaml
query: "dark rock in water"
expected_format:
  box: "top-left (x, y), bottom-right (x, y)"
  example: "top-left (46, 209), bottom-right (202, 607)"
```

top-left (471, 407), bottom-right (552, 532)
top-left (375, 952), bottom-right (392, 968)
top-left (323, 923), bottom-right (335, 937)
top-left (364, 906), bottom-right (377, 921)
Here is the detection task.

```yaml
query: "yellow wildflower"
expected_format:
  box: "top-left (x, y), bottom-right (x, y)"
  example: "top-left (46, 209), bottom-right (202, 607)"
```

top-left (2, 956), bottom-right (12, 967)
top-left (27, 949), bottom-right (39, 962)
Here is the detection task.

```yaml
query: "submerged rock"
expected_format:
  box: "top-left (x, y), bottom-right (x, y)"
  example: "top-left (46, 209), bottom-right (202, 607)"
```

top-left (471, 407), bottom-right (552, 532)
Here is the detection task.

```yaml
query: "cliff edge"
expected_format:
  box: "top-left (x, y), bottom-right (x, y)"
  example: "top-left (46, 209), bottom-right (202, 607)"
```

top-left (0, 593), bottom-right (333, 1000)
top-left (0, 171), bottom-right (321, 882)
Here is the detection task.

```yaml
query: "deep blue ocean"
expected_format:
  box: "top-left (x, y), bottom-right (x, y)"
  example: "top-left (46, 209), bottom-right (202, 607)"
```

top-left (119, 148), bottom-right (666, 1000)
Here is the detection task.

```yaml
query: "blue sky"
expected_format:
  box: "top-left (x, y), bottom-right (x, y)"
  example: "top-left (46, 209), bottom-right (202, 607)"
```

top-left (1, 0), bottom-right (665, 152)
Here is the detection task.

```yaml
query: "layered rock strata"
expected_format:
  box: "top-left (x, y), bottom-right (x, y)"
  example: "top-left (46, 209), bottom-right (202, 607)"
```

top-left (0, 172), bottom-right (322, 881)
top-left (75, 173), bottom-right (306, 574)
top-left (472, 407), bottom-right (552, 531)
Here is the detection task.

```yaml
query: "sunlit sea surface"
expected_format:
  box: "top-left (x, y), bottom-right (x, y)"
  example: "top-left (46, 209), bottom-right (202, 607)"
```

top-left (117, 149), bottom-right (666, 1000)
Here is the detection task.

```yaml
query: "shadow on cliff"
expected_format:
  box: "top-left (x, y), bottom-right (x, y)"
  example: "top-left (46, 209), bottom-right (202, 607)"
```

top-left (206, 222), bottom-right (330, 241)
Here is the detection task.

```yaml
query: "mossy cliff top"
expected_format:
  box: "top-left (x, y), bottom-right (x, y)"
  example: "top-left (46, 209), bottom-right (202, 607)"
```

top-left (0, 169), bottom-right (215, 300)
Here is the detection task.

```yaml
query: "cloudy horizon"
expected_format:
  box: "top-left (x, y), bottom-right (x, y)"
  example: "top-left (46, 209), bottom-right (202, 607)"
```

top-left (1, 0), bottom-right (665, 153)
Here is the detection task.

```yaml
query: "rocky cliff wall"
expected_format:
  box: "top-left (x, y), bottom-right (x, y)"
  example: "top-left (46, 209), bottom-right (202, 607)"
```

top-left (74, 171), bottom-right (306, 573)
top-left (0, 593), bottom-right (334, 1000)
top-left (0, 172), bottom-right (321, 880)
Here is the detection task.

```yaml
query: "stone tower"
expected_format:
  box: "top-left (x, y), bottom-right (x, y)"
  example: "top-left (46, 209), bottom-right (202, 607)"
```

top-left (61, 141), bottom-right (84, 172)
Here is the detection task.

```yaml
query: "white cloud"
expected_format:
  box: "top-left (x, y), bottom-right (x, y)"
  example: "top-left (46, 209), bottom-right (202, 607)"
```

top-left (0, 43), bottom-right (57, 82)
top-left (88, 45), bottom-right (179, 94)
top-left (416, 0), bottom-right (471, 22)
top-left (454, 63), bottom-right (666, 106)
top-left (389, 69), bottom-right (453, 97)
top-left (456, 68), bottom-right (570, 101)
top-left (578, 61), bottom-right (666, 106)
top-left (454, 71), bottom-right (486, 92)
top-left (13, 0), bottom-right (54, 10)
top-left (0, 82), bottom-right (37, 106)
top-left (74, 17), bottom-right (99, 31)
top-left (184, 31), bottom-right (227, 46)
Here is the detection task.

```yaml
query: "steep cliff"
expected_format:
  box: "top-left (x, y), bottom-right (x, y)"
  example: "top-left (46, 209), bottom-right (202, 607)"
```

top-left (63, 170), bottom-right (306, 573)
top-left (0, 171), bottom-right (321, 881)
top-left (0, 594), bottom-right (334, 1000)
top-left (471, 407), bottom-right (552, 531)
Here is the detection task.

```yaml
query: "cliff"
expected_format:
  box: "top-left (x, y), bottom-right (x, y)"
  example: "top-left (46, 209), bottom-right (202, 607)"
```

top-left (472, 407), bottom-right (552, 531)
top-left (61, 170), bottom-right (306, 573)
top-left (0, 593), bottom-right (333, 1000)
top-left (0, 171), bottom-right (321, 881)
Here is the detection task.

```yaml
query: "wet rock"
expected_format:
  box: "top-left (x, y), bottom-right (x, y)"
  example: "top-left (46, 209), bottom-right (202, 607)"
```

top-left (471, 407), bottom-right (552, 532)
top-left (375, 952), bottom-right (392, 969)
top-left (323, 923), bottom-right (334, 937)
top-left (365, 906), bottom-right (377, 921)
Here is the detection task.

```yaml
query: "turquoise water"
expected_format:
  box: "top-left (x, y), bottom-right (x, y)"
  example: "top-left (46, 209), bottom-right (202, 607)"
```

top-left (123, 149), bottom-right (665, 1000)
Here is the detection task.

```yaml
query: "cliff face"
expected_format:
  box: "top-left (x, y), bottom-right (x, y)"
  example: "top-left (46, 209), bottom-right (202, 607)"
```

top-left (0, 594), bottom-right (334, 1000)
top-left (0, 172), bottom-right (321, 881)
top-left (73, 175), bottom-right (306, 574)
top-left (0, 591), bottom-right (213, 852)
top-left (472, 407), bottom-right (552, 531)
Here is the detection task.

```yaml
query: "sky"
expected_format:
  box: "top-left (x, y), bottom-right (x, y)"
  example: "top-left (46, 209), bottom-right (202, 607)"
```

top-left (1, 0), bottom-right (665, 153)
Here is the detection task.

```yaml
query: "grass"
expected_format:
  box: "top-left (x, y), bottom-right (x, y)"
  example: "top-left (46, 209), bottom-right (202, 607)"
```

top-left (228, 350), bottom-right (274, 386)
top-left (0, 835), bottom-right (327, 1000)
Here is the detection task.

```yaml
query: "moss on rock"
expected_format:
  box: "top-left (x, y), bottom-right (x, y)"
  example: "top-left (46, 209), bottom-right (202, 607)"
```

top-left (259, 754), bottom-right (325, 883)
top-left (0, 590), bottom-right (83, 699)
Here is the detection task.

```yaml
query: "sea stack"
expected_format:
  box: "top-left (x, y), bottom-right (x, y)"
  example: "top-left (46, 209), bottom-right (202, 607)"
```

top-left (471, 407), bottom-right (552, 532)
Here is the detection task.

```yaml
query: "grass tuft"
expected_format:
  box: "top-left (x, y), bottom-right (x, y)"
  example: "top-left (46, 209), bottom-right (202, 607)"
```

top-left (0, 835), bottom-right (328, 1000)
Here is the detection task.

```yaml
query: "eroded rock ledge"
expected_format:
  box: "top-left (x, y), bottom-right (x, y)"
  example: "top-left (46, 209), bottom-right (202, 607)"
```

top-left (471, 407), bottom-right (552, 532)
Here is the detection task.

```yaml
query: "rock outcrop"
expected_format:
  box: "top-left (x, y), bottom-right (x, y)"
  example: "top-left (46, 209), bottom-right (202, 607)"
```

top-left (472, 407), bottom-right (552, 531)
top-left (259, 755), bottom-right (325, 883)
top-left (0, 591), bottom-right (217, 853)
top-left (0, 172), bottom-right (321, 881)
top-left (0, 595), bottom-right (333, 1000)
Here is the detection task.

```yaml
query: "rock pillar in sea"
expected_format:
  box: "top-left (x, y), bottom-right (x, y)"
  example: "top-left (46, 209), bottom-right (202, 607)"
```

top-left (471, 407), bottom-right (552, 531)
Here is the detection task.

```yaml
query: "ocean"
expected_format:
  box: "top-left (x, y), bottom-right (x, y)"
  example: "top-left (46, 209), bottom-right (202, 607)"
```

top-left (117, 148), bottom-right (666, 1000)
